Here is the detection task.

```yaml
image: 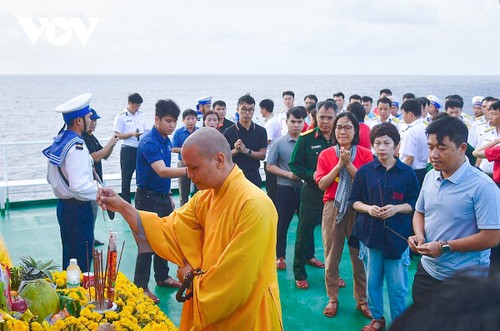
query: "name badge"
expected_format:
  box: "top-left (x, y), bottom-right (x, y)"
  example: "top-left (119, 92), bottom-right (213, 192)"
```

top-left (311, 145), bottom-right (321, 149)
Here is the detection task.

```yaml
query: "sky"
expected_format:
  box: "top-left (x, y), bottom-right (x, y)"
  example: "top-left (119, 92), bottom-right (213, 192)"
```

top-left (1, 0), bottom-right (500, 75)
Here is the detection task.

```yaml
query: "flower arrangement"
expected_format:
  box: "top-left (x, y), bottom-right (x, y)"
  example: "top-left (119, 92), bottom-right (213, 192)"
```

top-left (1, 271), bottom-right (177, 330)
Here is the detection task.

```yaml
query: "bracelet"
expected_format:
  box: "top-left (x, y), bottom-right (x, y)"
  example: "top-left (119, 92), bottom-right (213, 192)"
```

top-left (185, 168), bottom-right (188, 177)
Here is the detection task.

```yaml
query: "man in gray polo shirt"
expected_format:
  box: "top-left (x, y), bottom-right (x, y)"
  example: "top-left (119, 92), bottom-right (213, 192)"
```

top-left (266, 107), bottom-right (305, 270)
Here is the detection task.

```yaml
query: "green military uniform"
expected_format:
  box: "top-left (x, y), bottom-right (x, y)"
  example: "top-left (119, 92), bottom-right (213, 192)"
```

top-left (289, 127), bottom-right (333, 281)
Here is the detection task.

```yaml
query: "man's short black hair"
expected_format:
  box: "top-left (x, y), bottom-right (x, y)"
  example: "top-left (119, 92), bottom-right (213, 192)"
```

top-left (403, 92), bottom-right (415, 100)
top-left (259, 99), bottom-right (274, 113)
top-left (379, 89), bottom-right (392, 96)
top-left (287, 106), bottom-right (306, 119)
top-left (402, 99), bottom-right (422, 117)
top-left (370, 122), bottom-right (401, 146)
top-left (491, 101), bottom-right (500, 111)
top-left (349, 94), bottom-right (362, 102)
top-left (212, 100), bottom-right (226, 108)
top-left (446, 94), bottom-right (464, 105)
top-left (445, 99), bottom-right (463, 110)
top-left (332, 112), bottom-right (359, 146)
top-left (182, 108), bottom-right (198, 119)
top-left (237, 93), bottom-right (256, 106)
top-left (347, 102), bottom-right (365, 123)
top-left (304, 94), bottom-right (318, 103)
top-left (361, 96), bottom-right (373, 103)
top-left (128, 93), bottom-right (143, 104)
top-left (377, 97), bottom-right (392, 107)
top-left (282, 91), bottom-right (295, 98)
top-left (156, 99), bottom-right (180, 120)
top-left (417, 97), bottom-right (430, 108)
top-left (426, 115), bottom-right (468, 148)
top-left (333, 92), bottom-right (345, 99)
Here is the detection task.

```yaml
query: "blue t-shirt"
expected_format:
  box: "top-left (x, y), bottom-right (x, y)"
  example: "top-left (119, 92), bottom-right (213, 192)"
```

top-left (172, 126), bottom-right (198, 160)
top-left (350, 158), bottom-right (419, 259)
top-left (417, 160), bottom-right (500, 280)
top-left (136, 126), bottom-right (172, 194)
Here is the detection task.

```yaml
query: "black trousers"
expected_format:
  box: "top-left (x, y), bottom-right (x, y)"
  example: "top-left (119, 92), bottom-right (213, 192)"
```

top-left (275, 185), bottom-right (301, 258)
top-left (264, 162), bottom-right (278, 203)
top-left (412, 260), bottom-right (442, 305)
top-left (133, 187), bottom-right (173, 290)
top-left (244, 169), bottom-right (262, 188)
top-left (120, 146), bottom-right (137, 203)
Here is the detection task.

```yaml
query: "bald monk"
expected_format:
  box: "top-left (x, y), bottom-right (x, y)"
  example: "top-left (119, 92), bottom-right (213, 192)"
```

top-left (97, 127), bottom-right (283, 331)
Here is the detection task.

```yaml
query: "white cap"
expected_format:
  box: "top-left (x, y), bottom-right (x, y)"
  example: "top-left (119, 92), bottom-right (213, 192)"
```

top-left (55, 93), bottom-right (92, 123)
top-left (472, 96), bottom-right (484, 107)
top-left (427, 95), bottom-right (442, 109)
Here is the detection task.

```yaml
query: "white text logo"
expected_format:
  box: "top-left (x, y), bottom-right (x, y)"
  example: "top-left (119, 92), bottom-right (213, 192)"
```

top-left (18, 17), bottom-right (99, 46)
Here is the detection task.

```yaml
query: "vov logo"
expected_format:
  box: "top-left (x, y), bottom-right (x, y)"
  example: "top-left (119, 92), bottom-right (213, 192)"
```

top-left (18, 17), bottom-right (99, 46)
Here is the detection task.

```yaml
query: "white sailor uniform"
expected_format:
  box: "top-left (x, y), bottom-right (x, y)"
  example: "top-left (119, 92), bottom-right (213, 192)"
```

top-left (477, 126), bottom-right (500, 175)
top-left (42, 93), bottom-right (96, 272)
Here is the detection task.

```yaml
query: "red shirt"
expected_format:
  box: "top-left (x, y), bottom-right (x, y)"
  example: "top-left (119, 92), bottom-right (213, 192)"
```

top-left (358, 123), bottom-right (371, 150)
top-left (485, 145), bottom-right (500, 183)
top-left (316, 145), bottom-right (373, 203)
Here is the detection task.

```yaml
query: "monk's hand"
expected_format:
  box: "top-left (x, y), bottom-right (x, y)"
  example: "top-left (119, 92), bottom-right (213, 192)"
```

top-left (97, 187), bottom-right (124, 212)
top-left (177, 261), bottom-right (193, 282)
top-left (416, 241), bottom-right (441, 258)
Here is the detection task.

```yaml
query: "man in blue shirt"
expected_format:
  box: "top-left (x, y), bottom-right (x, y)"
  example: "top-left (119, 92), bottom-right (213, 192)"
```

top-left (172, 108), bottom-right (198, 206)
top-left (134, 99), bottom-right (187, 304)
top-left (409, 116), bottom-right (500, 305)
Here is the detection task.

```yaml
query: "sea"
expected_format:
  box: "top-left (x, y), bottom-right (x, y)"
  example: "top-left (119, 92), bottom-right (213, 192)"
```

top-left (0, 74), bottom-right (499, 200)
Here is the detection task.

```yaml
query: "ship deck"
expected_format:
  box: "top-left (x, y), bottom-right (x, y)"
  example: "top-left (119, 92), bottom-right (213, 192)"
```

top-left (0, 194), bottom-right (418, 330)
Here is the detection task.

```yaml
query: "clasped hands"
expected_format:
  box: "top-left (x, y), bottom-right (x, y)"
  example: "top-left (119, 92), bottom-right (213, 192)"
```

top-left (234, 139), bottom-right (249, 154)
top-left (366, 204), bottom-right (399, 219)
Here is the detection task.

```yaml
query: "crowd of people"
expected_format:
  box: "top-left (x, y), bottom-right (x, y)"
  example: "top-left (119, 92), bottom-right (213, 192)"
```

top-left (43, 88), bottom-right (500, 330)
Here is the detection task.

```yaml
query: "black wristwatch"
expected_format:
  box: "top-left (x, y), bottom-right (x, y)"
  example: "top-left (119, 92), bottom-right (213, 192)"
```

top-left (439, 240), bottom-right (452, 254)
top-left (247, 149), bottom-right (252, 155)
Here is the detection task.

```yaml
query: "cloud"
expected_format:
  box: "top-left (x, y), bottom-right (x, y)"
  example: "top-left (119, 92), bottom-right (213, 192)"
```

top-left (1, 0), bottom-right (500, 74)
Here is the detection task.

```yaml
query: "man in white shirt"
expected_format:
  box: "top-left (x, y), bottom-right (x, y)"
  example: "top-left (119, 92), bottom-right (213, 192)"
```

top-left (113, 93), bottom-right (149, 203)
top-left (260, 98), bottom-right (282, 203)
top-left (400, 99), bottom-right (429, 186)
top-left (279, 91), bottom-right (295, 136)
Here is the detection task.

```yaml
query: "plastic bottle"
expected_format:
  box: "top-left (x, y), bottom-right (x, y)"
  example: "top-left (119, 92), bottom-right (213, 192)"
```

top-left (66, 258), bottom-right (81, 288)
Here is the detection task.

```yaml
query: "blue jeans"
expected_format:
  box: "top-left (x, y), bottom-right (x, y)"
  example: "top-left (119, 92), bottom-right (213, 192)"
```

top-left (359, 243), bottom-right (410, 320)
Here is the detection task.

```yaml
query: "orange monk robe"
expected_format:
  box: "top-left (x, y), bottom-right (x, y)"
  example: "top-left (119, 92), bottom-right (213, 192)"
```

top-left (138, 165), bottom-right (283, 330)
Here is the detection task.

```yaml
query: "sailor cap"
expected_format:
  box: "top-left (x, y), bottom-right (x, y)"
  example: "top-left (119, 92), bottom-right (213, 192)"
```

top-left (388, 96), bottom-right (399, 108)
top-left (472, 96), bottom-right (484, 107)
top-left (427, 95), bottom-right (442, 109)
top-left (90, 108), bottom-right (101, 120)
top-left (55, 93), bottom-right (92, 123)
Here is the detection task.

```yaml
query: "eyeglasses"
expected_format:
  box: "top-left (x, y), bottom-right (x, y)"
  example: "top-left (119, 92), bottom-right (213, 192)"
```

top-left (335, 125), bottom-right (354, 131)
top-left (240, 108), bottom-right (254, 114)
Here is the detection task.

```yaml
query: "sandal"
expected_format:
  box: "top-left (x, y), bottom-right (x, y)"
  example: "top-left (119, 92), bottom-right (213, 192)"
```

top-left (276, 257), bottom-right (286, 270)
top-left (338, 277), bottom-right (346, 288)
top-left (356, 302), bottom-right (372, 319)
top-left (362, 317), bottom-right (386, 331)
top-left (323, 300), bottom-right (338, 318)
top-left (295, 279), bottom-right (309, 290)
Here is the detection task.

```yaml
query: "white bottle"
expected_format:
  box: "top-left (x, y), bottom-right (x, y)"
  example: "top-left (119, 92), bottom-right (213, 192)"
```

top-left (66, 258), bottom-right (81, 288)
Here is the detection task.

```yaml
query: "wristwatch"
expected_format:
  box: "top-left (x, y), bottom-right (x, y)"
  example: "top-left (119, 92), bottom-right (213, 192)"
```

top-left (247, 149), bottom-right (252, 155)
top-left (439, 240), bottom-right (452, 254)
